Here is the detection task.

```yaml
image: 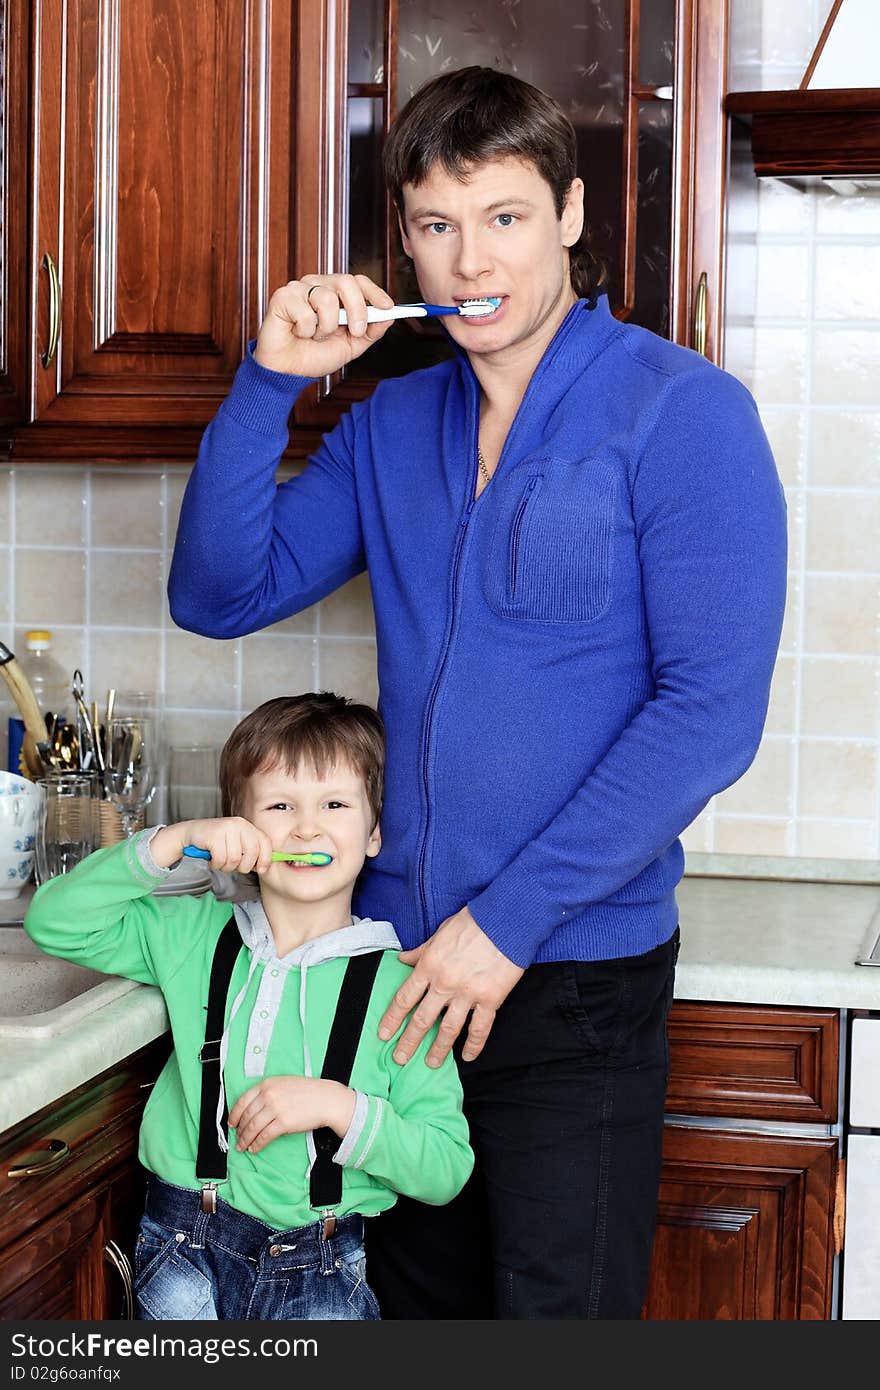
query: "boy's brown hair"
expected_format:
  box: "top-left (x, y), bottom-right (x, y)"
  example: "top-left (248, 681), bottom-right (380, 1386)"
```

top-left (219, 693), bottom-right (384, 829)
top-left (382, 65), bottom-right (606, 301)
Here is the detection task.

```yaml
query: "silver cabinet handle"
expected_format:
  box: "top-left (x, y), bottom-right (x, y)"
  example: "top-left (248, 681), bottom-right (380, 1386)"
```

top-left (8, 1138), bottom-right (70, 1178)
top-left (693, 270), bottom-right (708, 357)
top-left (104, 1239), bottom-right (134, 1319)
top-left (40, 251), bottom-right (61, 369)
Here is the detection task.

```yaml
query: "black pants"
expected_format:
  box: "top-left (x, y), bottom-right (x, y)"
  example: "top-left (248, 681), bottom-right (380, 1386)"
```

top-left (365, 927), bottom-right (680, 1320)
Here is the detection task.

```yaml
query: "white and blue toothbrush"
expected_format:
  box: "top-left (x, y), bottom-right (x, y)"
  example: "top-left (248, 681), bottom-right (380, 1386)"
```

top-left (337, 296), bottom-right (501, 326)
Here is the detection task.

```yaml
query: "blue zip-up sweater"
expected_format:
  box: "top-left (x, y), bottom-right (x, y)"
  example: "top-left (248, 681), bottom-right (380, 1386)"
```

top-left (169, 295), bottom-right (787, 968)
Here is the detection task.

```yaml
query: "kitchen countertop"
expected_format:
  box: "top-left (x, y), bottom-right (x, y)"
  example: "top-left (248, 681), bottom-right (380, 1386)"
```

top-left (1, 874), bottom-right (879, 1135)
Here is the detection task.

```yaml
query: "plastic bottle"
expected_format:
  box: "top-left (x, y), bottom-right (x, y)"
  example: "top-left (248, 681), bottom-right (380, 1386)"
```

top-left (6, 630), bottom-right (71, 777)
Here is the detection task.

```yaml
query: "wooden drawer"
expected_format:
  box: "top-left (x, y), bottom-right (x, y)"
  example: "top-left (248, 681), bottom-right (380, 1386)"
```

top-left (0, 1037), bottom-right (169, 1245)
top-left (665, 1002), bottom-right (839, 1124)
top-left (0, 1184), bottom-right (110, 1318)
top-left (646, 1124), bottom-right (838, 1320)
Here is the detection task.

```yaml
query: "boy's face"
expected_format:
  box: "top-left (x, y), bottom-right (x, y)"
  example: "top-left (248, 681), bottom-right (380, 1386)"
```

top-left (399, 155), bottom-right (584, 363)
top-left (241, 757), bottom-right (380, 911)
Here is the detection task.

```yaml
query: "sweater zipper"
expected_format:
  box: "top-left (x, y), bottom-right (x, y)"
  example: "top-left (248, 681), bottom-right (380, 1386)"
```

top-left (415, 308), bottom-right (585, 931)
top-left (416, 486), bottom-right (478, 932)
top-left (509, 477), bottom-right (538, 599)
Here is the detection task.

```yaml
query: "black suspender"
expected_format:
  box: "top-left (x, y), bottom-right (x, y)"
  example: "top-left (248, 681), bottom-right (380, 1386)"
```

top-left (310, 949), bottom-right (382, 1211)
top-left (196, 917), bottom-right (243, 1182)
top-left (196, 915), bottom-right (383, 1218)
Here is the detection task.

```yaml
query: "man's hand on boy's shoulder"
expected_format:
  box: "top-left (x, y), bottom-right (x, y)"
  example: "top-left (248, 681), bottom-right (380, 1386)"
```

top-left (229, 1076), bottom-right (356, 1154)
top-left (378, 907), bottom-right (524, 1069)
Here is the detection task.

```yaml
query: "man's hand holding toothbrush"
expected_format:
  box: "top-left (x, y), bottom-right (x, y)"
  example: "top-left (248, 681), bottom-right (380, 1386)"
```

top-left (254, 273), bottom-right (499, 378)
top-left (254, 273), bottom-right (397, 378)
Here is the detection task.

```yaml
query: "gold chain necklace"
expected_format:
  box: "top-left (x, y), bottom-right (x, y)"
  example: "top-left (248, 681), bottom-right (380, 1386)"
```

top-left (477, 445), bottom-right (492, 487)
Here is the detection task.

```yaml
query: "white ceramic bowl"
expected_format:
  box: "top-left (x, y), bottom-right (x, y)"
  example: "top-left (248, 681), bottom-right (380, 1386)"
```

top-left (0, 772), bottom-right (41, 900)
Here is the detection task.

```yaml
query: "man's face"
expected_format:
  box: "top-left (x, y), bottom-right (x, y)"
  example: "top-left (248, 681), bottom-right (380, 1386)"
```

top-left (399, 156), bottom-right (584, 361)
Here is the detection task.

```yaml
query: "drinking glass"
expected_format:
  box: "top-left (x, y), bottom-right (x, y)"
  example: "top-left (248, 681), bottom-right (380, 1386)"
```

top-left (103, 716), bottom-right (156, 839)
top-left (167, 745), bottom-right (220, 823)
top-left (34, 775), bottom-right (98, 885)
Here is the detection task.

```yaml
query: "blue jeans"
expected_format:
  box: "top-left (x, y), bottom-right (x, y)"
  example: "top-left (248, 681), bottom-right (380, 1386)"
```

top-left (134, 1176), bottom-right (380, 1321)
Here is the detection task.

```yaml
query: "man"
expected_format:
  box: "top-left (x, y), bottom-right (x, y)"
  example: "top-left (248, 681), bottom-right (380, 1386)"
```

top-left (169, 66), bottom-right (787, 1318)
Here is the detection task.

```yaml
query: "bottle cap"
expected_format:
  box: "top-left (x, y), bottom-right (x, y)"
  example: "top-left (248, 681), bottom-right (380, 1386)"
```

top-left (24, 629), bottom-right (52, 649)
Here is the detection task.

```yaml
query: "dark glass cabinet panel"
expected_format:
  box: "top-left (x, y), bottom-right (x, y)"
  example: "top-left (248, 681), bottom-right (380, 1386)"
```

top-left (347, 98), bottom-right (386, 287)
top-left (639, 0), bottom-right (676, 87)
top-left (348, 0), bottom-right (387, 84)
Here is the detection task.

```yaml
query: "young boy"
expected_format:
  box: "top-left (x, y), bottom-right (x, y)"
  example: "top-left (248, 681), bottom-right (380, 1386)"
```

top-left (24, 692), bottom-right (473, 1321)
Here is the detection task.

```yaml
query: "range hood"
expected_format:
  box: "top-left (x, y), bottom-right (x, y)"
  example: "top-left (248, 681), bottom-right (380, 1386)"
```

top-left (725, 0), bottom-right (880, 180)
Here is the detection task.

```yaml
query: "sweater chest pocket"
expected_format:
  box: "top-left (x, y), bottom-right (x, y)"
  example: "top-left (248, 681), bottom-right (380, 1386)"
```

top-left (485, 462), bottom-right (616, 623)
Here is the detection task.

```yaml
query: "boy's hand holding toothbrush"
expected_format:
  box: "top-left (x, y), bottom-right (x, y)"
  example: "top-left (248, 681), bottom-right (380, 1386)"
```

top-left (150, 817), bottom-right (276, 876)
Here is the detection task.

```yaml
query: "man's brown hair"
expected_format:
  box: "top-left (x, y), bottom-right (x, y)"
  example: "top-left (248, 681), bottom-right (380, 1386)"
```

top-left (219, 692), bottom-right (384, 828)
top-left (382, 65), bottom-right (606, 300)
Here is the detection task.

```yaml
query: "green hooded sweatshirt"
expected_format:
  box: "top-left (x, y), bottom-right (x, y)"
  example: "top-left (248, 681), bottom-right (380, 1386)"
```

top-left (25, 831), bottom-right (474, 1230)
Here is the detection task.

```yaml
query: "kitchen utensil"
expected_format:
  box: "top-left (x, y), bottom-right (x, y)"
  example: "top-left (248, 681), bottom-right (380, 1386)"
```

top-left (91, 701), bottom-right (105, 773)
top-left (0, 641), bottom-right (54, 776)
top-left (33, 775), bottom-right (98, 885)
top-left (71, 669), bottom-right (97, 772)
top-left (56, 722), bottom-right (78, 769)
top-left (182, 846), bottom-right (333, 864)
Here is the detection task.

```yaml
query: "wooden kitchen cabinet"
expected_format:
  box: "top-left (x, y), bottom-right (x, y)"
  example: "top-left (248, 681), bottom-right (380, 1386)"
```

top-left (5, 0), bottom-right (732, 461)
top-left (0, 0), bottom-right (31, 444)
top-left (9, 0), bottom-right (311, 462)
top-left (0, 1036), bottom-right (170, 1319)
top-left (644, 1002), bottom-right (842, 1320)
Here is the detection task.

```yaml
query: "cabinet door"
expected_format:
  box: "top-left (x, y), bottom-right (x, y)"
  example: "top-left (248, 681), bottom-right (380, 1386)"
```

top-left (0, 1182), bottom-right (114, 1319)
top-left (102, 1165), bottom-right (147, 1318)
top-left (292, 0), bottom-right (730, 431)
top-left (643, 1125), bottom-right (838, 1320)
top-left (0, 1176), bottom-right (140, 1319)
top-left (0, 0), bottom-right (30, 434)
top-left (19, 0), bottom-right (296, 460)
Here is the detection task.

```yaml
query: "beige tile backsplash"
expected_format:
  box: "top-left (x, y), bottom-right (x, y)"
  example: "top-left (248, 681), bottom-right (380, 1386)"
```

top-left (14, 470), bottom-right (86, 547)
top-left (801, 658), bottom-right (878, 739)
top-left (90, 473), bottom-right (164, 549)
top-left (693, 2), bottom-right (880, 864)
top-left (810, 412), bottom-right (880, 488)
top-left (811, 329), bottom-right (880, 407)
top-left (15, 549), bottom-right (86, 626)
top-left (806, 493), bottom-right (880, 574)
top-left (240, 635), bottom-right (318, 708)
top-left (90, 551), bottom-right (165, 629)
top-left (804, 576), bottom-right (880, 657)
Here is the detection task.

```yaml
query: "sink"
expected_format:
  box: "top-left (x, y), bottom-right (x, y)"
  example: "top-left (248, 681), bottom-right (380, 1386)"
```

top-left (0, 926), bottom-right (139, 1037)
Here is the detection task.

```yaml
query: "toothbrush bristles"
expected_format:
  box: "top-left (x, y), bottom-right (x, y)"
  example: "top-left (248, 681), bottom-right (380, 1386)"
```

top-left (458, 297), bottom-right (501, 317)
